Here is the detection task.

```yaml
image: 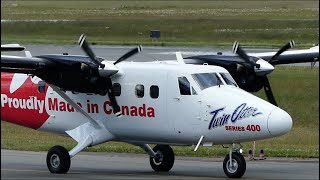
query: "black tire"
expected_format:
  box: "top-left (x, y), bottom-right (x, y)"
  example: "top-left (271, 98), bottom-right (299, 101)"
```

top-left (149, 145), bottom-right (175, 172)
top-left (223, 152), bottom-right (246, 178)
top-left (46, 145), bottom-right (71, 174)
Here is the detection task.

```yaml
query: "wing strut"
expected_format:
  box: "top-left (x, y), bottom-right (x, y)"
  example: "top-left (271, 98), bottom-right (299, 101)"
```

top-left (311, 58), bottom-right (318, 69)
top-left (49, 84), bottom-right (101, 128)
top-left (49, 84), bottom-right (115, 157)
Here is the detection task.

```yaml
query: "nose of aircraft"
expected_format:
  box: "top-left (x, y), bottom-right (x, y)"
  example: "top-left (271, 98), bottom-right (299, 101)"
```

top-left (267, 108), bottom-right (293, 137)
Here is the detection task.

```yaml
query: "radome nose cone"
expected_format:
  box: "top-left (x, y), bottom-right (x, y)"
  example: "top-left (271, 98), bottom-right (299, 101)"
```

top-left (267, 108), bottom-right (293, 137)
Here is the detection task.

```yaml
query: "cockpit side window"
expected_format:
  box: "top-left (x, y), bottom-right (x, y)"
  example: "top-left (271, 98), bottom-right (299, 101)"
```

top-left (178, 77), bottom-right (191, 95)
top-left (192, 87), bottom-right (197, 95)
top-left (220, 73), bottom-right (237, 87)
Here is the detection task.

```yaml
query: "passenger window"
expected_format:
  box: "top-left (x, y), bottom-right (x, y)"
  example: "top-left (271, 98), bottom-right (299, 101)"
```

top-left (112, 83), bottom-right (121, 96)
top-left (150, 85), bottom-right (159, 99)
top-left (37, 81), bottom-right (46, 93)
top-left (135, 84), bottom-right (144, 98)
top-left (178, 77), bottom-right (191, 95)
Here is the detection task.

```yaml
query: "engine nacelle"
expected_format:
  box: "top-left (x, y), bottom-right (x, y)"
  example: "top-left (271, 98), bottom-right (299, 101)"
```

top-left (235, 73), bottom-right (264, 92)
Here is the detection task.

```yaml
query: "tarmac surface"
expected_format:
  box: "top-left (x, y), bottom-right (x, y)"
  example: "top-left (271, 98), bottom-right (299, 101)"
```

top-left (2, 44), bottom-right (319, 67)
top-left (1, 150), bottom-right (319, 180)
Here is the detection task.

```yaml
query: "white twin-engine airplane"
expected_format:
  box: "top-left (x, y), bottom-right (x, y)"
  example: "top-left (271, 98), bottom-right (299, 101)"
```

top-left (1, 35), bottom-right (293, 178)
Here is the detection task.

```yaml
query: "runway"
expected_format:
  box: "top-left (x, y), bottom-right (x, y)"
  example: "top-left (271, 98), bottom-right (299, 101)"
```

top-left (1, 150), bottom-right (319, 180)
top-left (2, 44), bottom-right (318, 67)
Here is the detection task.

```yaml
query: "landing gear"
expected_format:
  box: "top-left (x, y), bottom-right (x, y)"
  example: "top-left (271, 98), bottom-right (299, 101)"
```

top-left (149, 145), bottom-right (175, 172)
top-left (46, 145), bottom-right (71, 174)
top-left (223, 144), bottom-right (246, 178)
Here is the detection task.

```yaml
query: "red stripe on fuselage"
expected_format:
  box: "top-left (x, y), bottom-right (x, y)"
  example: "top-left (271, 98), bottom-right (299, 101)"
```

top-left (1, 73), bottom-right (49, 129)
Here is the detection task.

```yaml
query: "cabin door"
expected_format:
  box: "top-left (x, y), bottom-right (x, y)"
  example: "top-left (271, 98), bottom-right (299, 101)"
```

top-left (166, 73), bottom-right (202, 142)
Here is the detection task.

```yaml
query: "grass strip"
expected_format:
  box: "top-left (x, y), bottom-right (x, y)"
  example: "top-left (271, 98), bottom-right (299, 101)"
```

top-left (1, 1), bottom-right (318, 47)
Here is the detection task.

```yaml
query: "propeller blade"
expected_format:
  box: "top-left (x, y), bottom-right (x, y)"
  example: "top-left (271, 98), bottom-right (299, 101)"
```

top-left (107, 89), bottom-right (122, 117)
top-left (262, 76), bottom-right (278, 106)
top-left (105, 79), bottom-right (122, 117)
top-left (78, 34), bottom-right (104, 67)
top-left (114, 46), bottom-right (142, 65)
top-left (232, 41), bottom-right (250, 63)
top-left (269, 40), bottom-right (295, 62)
top-left (232, 41), bottom-right (258, 68)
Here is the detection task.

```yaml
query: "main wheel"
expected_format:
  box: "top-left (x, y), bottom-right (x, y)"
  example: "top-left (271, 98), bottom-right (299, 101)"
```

top-left (223, 152), bottom-right (246, 178)
top-left (149, 145), bottom-right (175, 172)
top-left (46, 145), bottom-right (71, 174)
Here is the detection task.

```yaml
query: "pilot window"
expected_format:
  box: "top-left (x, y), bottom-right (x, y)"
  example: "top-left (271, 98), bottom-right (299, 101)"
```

top-left (192, 73), bottom-right (223, 90)
top-left (150, 85), bottom-right (159, 99)
top-left (135, 84), bottom-right (144, 98)
top-left (220, 73), bottom-right (237, 87)
top-left (178, 77), bottom-right (191, 95)
top-left (112, 83), bottom-right (121, 96)
top-left (37, 81), bottom-right (46, 93)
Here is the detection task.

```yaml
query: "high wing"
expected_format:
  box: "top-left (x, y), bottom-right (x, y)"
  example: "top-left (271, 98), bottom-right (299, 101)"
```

top-left (1, 37), bottom-right (141, 94)
top-left (249, 46), bottom-right (319, 65)
top-left (1, 54), bottom-right (113, 94)
top-left (185, 45), bottom-right (319, 67)
top-left (1, 34), bottom-right (142, 116)
top-left (184, 41), bottom-right (318, 106)
top-left (1, 44), bottom-right (25, 51)
top-left (184, 55), bottom-right (257, 67)
top-left (1, 55), bottom-right (50, 74)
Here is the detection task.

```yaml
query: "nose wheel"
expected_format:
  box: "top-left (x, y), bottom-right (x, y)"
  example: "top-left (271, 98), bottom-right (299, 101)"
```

top-left (223, 152), bottom-right (246, 178)
top-left (149, 145), bottom-right (175, 172)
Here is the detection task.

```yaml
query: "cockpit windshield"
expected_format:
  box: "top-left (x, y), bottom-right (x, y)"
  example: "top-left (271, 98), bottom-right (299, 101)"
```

top-left (192, 72), bottom-right (238, 90)
top-left (191, 73), bottom-right (223, 90)
top-left (220, 73), bottom-right (237, 87)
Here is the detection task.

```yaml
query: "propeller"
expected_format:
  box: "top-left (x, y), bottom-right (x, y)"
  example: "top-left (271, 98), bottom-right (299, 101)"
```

top-left (232, 40), bottom-right (297, 106)
top-left (232, 41), bottom-right (260, 68)
top-left (78, 34), bottom-right (142, 117)
top-left (78, 34), bottom-right (105, 68)
top-left (262, 76), bottom-right (277, 106)
top-left (232, 41), bottom-right (275, 105)
top-left (269, 40), bottom-right (295, 63)
top-left (106, 78), bottom-right (122, 117)
top-left (114, 45), bottom-right (142, 65)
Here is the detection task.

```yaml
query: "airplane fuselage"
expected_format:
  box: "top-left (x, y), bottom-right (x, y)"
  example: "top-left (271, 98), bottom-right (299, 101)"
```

top-left (1, 62), bottom-right (292, 146)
